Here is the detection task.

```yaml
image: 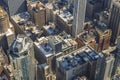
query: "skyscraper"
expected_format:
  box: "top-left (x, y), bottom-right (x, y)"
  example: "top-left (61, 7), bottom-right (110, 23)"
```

top-left (99, 53), bottom-right (115, 80)
top-left (27, 1), bottom-right (46, 29)
top-left (72, 0), bottom-right (87, 37)
top-left (3, 0), bottom-right (27, 16)
top-left (109, 0), bottom-right (120, 44)
top-left (102, 0), bottom-right (115, 10)
top-left (0, 6), bottom-right (15, 53)
top-left (0, 6), bottom-right (9, 33)
top-left (9, 34), bottom-right (36, 80)
top-left (112, 37), bottom-right (120, 76)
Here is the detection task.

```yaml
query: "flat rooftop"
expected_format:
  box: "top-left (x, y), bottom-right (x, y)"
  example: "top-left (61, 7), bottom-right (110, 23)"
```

top-left (43, 23), bottom-right (61, 35)
top-left (57, 46), bottom-right (99, 71)
top-left (56, 8), bottom-right (73, 25)
top-left (34, 35), bottom-right (77, 57)
top-left (12, 12), bottom-right (43, 40)
top-left (48, 35), bottom-right (77, 50)
top-left (79, 31), bottom-right (96, 44)
top-left (11, 12), bottom-right (30, 23)
top-left (34, 37), bottom-right (54, 57)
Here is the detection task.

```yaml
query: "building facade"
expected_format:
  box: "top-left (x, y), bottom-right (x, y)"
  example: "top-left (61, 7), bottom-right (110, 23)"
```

top-left (3, 0), bottom-right (27, 16)
top-left (72, 0), bottom-right (87, 37)
top-left (9, 34), bottom-right (36, 80)
top-left (109, 0), bottom-right (120, 44)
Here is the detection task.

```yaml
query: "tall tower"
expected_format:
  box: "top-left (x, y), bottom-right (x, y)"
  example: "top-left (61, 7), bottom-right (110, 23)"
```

top-left (3, 0), bottom-right (27, 16)
top-left (112, 37), bottom-right (120, 76)
top-left (9, 34), bottom-right (36, 80)
top-left (0, 6), bottom-right (9, 33)
top-left (109, 0), bottom-right (120, 44)
top-left (72, 0), bottom-right (87, 37)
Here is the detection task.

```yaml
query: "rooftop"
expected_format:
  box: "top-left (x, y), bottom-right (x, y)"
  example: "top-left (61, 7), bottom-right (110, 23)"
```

top-left (49, 35), bottom-right (63, 45)
top-left (28, 1), bottom-right (45, 12)
top-left (56, 8), bottom-right (73, 25)
top-left (34, 37), bottom-right (54, 57)
top-left (81, 20), bottom-right (109, 40)
top-left (10, 34), bottom-right (32, 57)
top-left (48, 35), bottom-right (77, 50)
top-left (34, 35), bottom-right (77, 57)
top-left (11, 12), bottom-right (30, 23)
top-left (43, 23), bottom-right (61, 35)
top-left (12, 12), bottom-right (43, 40)
top-left (100, 11), bottom-right (110, 20)
top-left (79, 31), bottom-right (96, 44)
top-left (57, 46), bottom-right (99, 71)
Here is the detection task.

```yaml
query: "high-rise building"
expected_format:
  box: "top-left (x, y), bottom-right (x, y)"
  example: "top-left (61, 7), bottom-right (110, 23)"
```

top-left (86, 0), bottom-right (103, 19)
top-left (102, 0), bottom-right (115, 10)
top-left (0, 6), bottom-right (15, 52)
top-left (0, 6), bottom-right (9, 33)
top-left (37, 63), bottom-right (56, 80)
top-left (9, 34), bottom-right (36, 80)
top-left (56, 46), bottom-right (100, 80)
top-left (3, 0), bottom-right (27, 16)
top-left (112, 37), bottom-right (120, 76)
top-left (72, 0), bottom-right (87, 37)
top-left (27, 1), bottom-right (46, 29)
top-left (109, 0), bottom-right (120, 44)
top-left (49, 36), bottom-right (62, 53)
top-left (99, 53), bottom-right (115, 80)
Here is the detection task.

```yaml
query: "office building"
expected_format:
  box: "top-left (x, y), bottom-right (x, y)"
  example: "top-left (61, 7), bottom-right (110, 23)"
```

top-left (56, 46), bottom-right (100, 80)
top-left (86, 0), bottom-right (103, 19)
top-left (3, 0), bottom-right (27, 16)
top-left (112, 37), bottom-right (120, 76)
top-left (99, 53), bottom-right (115, 80)
top-left (72, 0), bottom-right (87, 37)
top-left (0, 6), bottom-right (15, 52)
top-left (102, 0), bottom-right (115, 10)
top-left (37, 63), bottom-right (56, 80)
top-left (27, 1), bottom-right (46, 29)
top-left (9, 34), bottom-right (36, 80)
top-left (11, 12), bottom-right (43, 41)
top-left (112, 52), bottom-right (120, 77)
top-left (109, 0), bottom-right (120, 44)
top-left (76, 32), bottom-right (97, 50)
top-left (49, 36), bottom-right (62, 53)
top-left (0, 47), bottom-right (10, 80)
top-left (43, 22), bottom-right (61, 35)
top-left (0, 6), bottom-right (9, 33)
top-left (45, 3), bottom-right (54, 23)
top-left (34, 37), bottom-right (55, 72)
top-left (76, 20), bottom-right (112, 52)
top-left (55, 9), bottom-right (73, 35)
top-left (34, 35), bottom-right (77, 71)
